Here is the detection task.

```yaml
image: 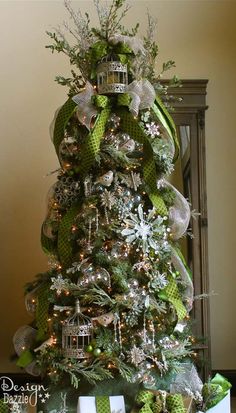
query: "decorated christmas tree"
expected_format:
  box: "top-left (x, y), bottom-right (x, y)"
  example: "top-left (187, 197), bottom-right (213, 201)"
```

top-left (11, 1), bottom-right (231, 413)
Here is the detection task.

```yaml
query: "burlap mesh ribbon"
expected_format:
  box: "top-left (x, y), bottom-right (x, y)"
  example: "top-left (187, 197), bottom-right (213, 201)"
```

top-left (95, 396), bottom-right (111, 413)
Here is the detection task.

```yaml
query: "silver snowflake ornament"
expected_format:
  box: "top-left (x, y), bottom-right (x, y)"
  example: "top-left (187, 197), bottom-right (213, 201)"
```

top-left (145, 122), bottom-right (160, 138)
top-left (100, 189), bottom-right (116, 210)
top-left (129, 345), bottom-right (146, 367)
top-left (50, 274), bottom-right (70, 295)
top-left (121, 204), bottom-right (169, 253)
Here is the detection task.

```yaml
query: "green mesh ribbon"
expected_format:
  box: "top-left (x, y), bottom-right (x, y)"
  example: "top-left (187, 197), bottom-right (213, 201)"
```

top-left (136, 390), bottom-right (154, 413)
top-left (95, 396), bottom-right (111, 413)
top-left (16, 349), bottom-right (34, 368)
top-left (116, 106), bottom-right (167, 216)
top-left (0, 400), bottom-right (9, 413)
top-left (78, 107), bottom-right (111, 176)
top-left (160, 276), bottom-right (187, 320)
top-left (203, 373), bottom-right (231, 409)
top-left (136, 390), bottom-right (154, 405)
top-left (57, 204), bottom-right (80, 267)
top-left (139, 405), bottom-right (153, 413)
top-left (53, 98), bottom-right (77, 156)
top-left (41, 226), bottom-right (57, 257)
top-left (166, 394), bottom-right (186, 413)
top-left (36, 283), bottom-right (50, 340)
top-left (152, 96), bottom-right (179, 162)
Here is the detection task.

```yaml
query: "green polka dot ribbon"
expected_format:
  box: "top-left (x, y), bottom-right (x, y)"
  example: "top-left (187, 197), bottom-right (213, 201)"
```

top-left (116, 106), bottom-right (167, 216)
top-left (78, 106), bottom-right (111, 176)
top-left (166, 394), bottom-right (186, 413)
top-left (95, 396), bottom-right (111, 413)
top-left (136, 390), bottom-right (154, 405)
top-left (160, 276), bottom-right (187, 320)
top-left (152, 95), bottom-right (179, 162)
top-left (41, 225), bottom-right (57, 257)
top-left (57, 204), bottom-right (81, 267)
top-left (0, 400), bottom-right (9, 413)
top-left (53, 98), bottom-right (77, 156)
top-left (36, 282), bottom-right (50, 340)
top-left (136, 390), bottom-right (154, 413)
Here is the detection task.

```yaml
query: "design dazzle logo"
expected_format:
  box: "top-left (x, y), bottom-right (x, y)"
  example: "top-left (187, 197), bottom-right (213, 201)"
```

top-left (0, 376), bottom-right (50, 407)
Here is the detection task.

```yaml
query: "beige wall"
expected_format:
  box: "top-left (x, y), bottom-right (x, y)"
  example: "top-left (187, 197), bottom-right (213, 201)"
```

top-left (0, 0), bottom-right (236, 372)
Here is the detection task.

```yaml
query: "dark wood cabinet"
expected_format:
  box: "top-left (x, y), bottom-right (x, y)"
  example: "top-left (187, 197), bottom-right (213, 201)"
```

top-left (165, 80), bottom-right (210, 379)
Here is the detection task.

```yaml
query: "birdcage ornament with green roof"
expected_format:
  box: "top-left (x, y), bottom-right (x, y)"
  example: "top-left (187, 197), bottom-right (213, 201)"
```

top-left (97, 54), bottom-right (128, 95)
top-left (62, 299), bottom-right (93, 359)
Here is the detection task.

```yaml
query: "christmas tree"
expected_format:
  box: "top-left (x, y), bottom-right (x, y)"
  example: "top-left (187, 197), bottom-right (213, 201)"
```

top-left (12, 1), bottom-right (231, 413)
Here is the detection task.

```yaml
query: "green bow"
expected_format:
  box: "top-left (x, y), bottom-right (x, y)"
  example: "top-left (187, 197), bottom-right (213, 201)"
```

top-left (89, 40), bottom-right (133, 79)
top-left (202, 373), bottom-right (231, 410)
top-left (135, 390), bottom-right (186, 413)
top-left (166, 394), bottom-right (186, 413)
top-left (136, 390), bottom-right (154, 413)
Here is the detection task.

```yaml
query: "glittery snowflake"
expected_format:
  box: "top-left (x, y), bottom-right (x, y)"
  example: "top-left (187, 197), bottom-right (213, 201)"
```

top-left (100, 189), bottom-right (116, 210)
top-left (50, 274), bottom-right (70, 294)
top-left (121, 204), bottom-right (169, 253)
top-left (145, 122), bottom-right (160, 138)
top-left (121, 172), bottom-right (142, 191)
top-left (128, 345), bottom-right (146, 366)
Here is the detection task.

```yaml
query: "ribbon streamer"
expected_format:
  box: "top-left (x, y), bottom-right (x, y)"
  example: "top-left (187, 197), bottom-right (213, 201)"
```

top-left (127, 79), bottom-right (156, 117)
top-left (53, 98), bottom-right (77, 156)
top-left (117, 104), bottom-right (167, 216)
top-left (0, 399), bottom-right (9, 413)
top-left (158, 179), bottom-right (191, 240)
top-left (57, 204), bottom-right (81, 267)
top-left (160, 276), bottom-right (187, 320)
top-left (96, 396), bottom-right (111, 413)
top-left (171, 247), bottom-right (193, 312)
top-left (78, 105), bottom-right (111, 176)
top-left (36, 283), bottom-right (50, 341)
top-left (152, 96), bottom-right (179, 161)
top-left (72, 82), bottom-right (98, 130)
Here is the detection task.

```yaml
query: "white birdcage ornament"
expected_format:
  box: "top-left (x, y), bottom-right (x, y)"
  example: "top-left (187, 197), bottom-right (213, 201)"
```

top-left (97, 54), bottom-right (128, 95)
top-left (62, 299), bottom-right (93, 359)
